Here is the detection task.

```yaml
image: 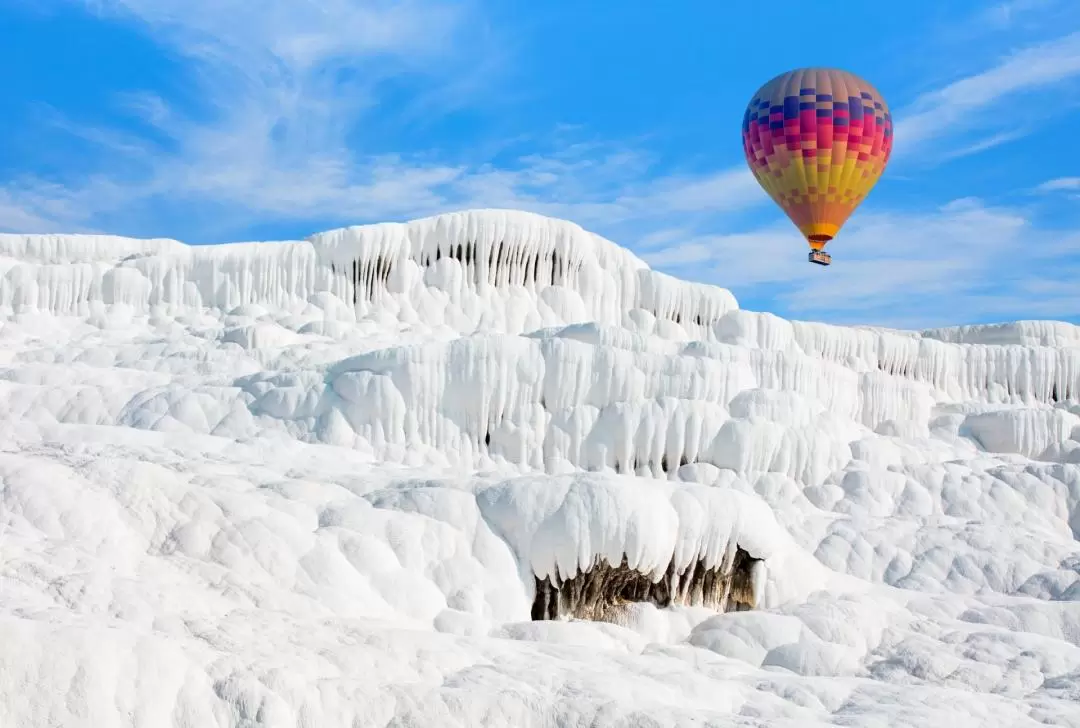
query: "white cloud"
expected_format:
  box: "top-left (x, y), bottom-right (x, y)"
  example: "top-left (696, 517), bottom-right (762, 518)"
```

top-left (978, 0), bottom-right (1061, 28)
top-left (0, 185), bottom-right (102, 235)
top-left (643, 198), bottom-right (1079, 328)
top-left (892, 31), bottom-right (1080, 157)
top-left (2, 0), bottom-right (493, 235)
top-left (2, 0), bottom-right (772, 242)
top-left (938, 128), bottom-right (1029, 160)
top-left (1034, 177), bottom-right (1080, 192)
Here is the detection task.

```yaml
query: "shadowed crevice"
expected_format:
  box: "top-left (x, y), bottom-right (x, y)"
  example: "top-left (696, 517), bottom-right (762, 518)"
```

top-left (531, 547), bottom-right (762, 623)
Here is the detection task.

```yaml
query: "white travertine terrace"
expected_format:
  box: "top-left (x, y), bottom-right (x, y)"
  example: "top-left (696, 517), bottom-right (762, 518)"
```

top-left (1, 209), bottom-right (1078, 727)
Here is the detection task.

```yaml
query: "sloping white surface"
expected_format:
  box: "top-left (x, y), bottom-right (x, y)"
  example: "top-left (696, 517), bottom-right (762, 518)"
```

top-left (1, 209), bottom-right (1079, 727)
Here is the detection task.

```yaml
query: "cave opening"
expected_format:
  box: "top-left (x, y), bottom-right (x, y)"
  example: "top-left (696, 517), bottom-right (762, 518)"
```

top-left (530, 548), bottom-right (761, 624)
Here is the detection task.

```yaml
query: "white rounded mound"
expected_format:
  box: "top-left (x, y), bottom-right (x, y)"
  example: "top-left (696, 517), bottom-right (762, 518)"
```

top-left (0, 209), bottom-right (1079, 727)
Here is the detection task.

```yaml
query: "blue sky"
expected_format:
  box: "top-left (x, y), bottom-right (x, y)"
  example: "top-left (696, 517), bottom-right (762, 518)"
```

top-left (1, 0), bottom-right (1079, 328)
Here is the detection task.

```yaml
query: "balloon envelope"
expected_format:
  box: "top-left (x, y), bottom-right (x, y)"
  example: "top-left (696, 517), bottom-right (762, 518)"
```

top-left (741, 68), bottom-right (893, 251)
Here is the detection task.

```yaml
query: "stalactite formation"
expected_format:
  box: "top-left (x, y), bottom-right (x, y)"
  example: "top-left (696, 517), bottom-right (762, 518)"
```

top-left (329, 256), bottom-right (395, 304)
top-left (312, 211), bottom-right (740, 333)
top-left (530, 548), bottom-right (762, 623)
top-left (864, 352), bottom-right (1077, 405)
top-left (609, 454), bottom-right (693, 478)
top-left (332, 238), bottom-right (581, 304)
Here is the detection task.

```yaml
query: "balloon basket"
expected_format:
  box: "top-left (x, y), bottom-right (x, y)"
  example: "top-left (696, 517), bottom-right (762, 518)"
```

top-left (808, 250), bottom-right (832, 266)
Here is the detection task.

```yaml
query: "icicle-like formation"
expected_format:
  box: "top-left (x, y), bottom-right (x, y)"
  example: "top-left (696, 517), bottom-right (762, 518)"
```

top-left (963, 408), bottom-right (1080, 459)
top-left (476, 474), bottom-right (780, 621)
top-left (308, 209), bottom-right (739, 334)
top-left (3, 212), bottom-right (1075, 412)
top-left (716, 310), bottom-right (1080, 407)
top-left (8, 314), bottom-right (1068, 483)
top-left (325, 327), bottom-right (929, 483)
top-left (1, 211), bottom-right (1076, 462)
top-left (0, 211), bottom-right (738, 335)
top-left (0, 234), bottom-right (343, 315)
top-left (529, 548), bottom-right (761, 622)
top-left (921, 321), bottom-right (1080, 347)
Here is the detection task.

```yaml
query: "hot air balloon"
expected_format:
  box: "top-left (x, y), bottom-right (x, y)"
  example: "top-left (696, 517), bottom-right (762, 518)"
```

top-left (741, 68), bottom-right (893, 266)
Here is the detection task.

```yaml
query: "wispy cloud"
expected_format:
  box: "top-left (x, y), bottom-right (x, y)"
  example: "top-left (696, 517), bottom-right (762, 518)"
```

top-left (892, 31), bottom-right (1080, 158)
top-left (938, 128), bottom-right (1029, 161)
top-left (643, 198), bottom-right (1079, 328)
top-left (977, 0), bottom-right (1062, 28)
top-left (416, 152), bottom-right (766, 246)
top-left (1, 0), bottom-right (771, 242)
top-left (2, 0), bottom-right (494, 237)
top-left (0, 183), bottom-right (103, 234)
top-left (1034, 176), bottom-right (1080, 193)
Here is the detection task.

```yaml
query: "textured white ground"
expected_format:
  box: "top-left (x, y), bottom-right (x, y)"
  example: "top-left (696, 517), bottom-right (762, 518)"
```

top-left (1, 209), bottom-right (1079, 727)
